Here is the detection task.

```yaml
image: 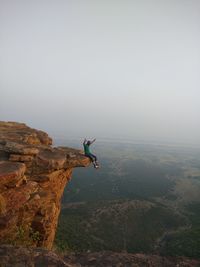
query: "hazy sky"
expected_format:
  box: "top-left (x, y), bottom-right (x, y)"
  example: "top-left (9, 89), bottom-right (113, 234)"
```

top-left (1, 0), bottom-right (200, 144)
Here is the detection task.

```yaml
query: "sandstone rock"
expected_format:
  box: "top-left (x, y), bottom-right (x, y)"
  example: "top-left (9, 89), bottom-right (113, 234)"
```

top-left (0, 121), bottom-right (90, 249)
top-left (36, 149), bottom-right (66, 171)
top-left (0, 121), bottom-right (52, 145)
top-left (0, 194), bottom-right (6, 214)
top-left (0, 245), bottom-right (75, 267)
top-left (2, 181), bottom-right (38, 212)
top-left (0, 161), bottom-right (26, 190)
top-left (9, 154), bottom-right (34, 162)
top-left (3, 141), bottom-right (40, 155)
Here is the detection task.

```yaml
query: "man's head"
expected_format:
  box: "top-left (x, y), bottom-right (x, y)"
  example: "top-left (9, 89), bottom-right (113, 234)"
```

top-left (87, 141), bottom-right (91, 145)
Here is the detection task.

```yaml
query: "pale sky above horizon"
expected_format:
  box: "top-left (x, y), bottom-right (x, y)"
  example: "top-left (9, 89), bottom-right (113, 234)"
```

top-left (0, 0), bottom-right (200, 145)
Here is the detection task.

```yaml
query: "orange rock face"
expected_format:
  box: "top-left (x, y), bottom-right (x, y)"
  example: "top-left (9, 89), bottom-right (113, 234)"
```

top-left (0, 121), bottom-right (90, 249)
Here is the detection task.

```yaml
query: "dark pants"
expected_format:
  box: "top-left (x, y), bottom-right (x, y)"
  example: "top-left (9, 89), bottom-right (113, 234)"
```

top-left (85, 153), bottom-right (97, 162)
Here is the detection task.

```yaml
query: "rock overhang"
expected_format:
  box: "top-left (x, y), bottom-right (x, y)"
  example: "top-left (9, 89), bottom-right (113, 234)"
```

top-left (0, 121), bottom-right (90, 248)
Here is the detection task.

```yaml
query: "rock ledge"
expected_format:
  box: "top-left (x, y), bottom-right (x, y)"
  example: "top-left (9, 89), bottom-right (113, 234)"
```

top-left (0, 121), bottom-right (90, 249)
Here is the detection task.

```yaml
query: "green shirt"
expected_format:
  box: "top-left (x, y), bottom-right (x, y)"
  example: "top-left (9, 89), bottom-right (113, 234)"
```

top-left (84, 143), bottom-right (91, 154)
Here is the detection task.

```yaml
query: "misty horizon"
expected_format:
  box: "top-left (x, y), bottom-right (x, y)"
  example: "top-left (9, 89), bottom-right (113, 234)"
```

top-left (1, 0), bottom-right (200, 145)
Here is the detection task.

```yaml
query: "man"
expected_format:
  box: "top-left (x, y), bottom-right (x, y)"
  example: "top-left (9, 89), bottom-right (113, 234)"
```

top-left (83, 138), bottom-right (99, 169)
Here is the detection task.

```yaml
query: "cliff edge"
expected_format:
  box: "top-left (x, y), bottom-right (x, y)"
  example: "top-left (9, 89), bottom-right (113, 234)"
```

top-left (0, 121), bottom-right (90, 249)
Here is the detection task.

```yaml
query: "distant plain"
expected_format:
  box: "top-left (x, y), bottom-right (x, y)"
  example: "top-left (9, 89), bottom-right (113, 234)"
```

top-left (55, 139), bottom-right (200, 258)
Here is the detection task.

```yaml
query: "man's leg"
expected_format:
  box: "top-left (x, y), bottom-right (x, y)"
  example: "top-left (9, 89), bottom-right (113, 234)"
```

top-left (89, 153), bottom-right (97, 162)
top-left (85, 153), bottom-right (98, 168)
top-left (89, 153), bottom-right (99, 168)
top-left (85, 154), bottom-right (94, 162)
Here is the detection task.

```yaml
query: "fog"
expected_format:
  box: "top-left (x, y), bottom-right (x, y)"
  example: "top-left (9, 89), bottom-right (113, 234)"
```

top-left (1, 0), bottom-right (200, 145)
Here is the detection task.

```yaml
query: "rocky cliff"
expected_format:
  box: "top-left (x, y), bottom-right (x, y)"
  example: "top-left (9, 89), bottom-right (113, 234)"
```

top-left (0, 245), bottom-right (200, 267)
top-left (0, 121), bottom-right (90, 249)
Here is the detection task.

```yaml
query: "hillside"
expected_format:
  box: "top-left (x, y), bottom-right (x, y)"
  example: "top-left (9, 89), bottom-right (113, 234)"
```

top-left (55, 139), bottom-right (200, 259)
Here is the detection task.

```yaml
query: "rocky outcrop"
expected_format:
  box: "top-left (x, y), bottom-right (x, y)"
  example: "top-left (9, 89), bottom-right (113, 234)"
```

top-left (65, 251), bottom-right (200, 267)
top-left (0, 245), bottom-right (72, 267)
top-left (0, 246), bottom-right (200, 267)
top-left (0, 121), bottom-right (90, 249)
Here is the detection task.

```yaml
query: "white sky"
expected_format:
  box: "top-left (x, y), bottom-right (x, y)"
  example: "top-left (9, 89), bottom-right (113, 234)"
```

top-left (0, 0), bottom-right (200, 144)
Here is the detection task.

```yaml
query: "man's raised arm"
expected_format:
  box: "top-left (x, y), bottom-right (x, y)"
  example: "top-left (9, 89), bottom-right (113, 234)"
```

top-left (90, 138), bottom-right (96, 144)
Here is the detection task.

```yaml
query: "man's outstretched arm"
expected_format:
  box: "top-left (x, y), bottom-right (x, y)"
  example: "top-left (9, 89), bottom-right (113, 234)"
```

top-left (90, 138), bottom-right (96, 144)
top-left (83, 138), bottom-right (87, 145)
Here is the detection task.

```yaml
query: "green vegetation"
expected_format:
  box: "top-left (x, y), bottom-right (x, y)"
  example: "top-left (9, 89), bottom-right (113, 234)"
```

top-left (5, 224), bottom-right (41, 247)
top-left (55, 141), bottom-right (200, 258)
top-left (62, 157), bottom-right (178, 203)
top-left (160, 202), bottom-right (200, 258)
top-left (55, 200), bottom-right (185, 253)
